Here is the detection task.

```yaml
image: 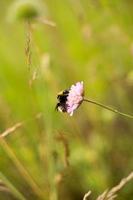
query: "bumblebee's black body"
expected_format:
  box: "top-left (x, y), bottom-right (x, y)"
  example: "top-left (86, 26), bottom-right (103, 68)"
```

top-left (56, 90), bottom-right (69, 112)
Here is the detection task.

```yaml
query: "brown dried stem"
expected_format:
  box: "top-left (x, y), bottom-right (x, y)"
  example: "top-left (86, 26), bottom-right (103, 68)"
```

top-left (25, 20), bottom-right (32, 72)
top-left (83, 171), bottom-right (133, 200)
top-left (56, 133), bottom-right (70, 168)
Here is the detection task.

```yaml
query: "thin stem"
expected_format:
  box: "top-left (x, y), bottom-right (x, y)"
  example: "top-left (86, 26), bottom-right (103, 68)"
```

top-left (0, 138), bottom-right (44, 200)
top-left (0, 172), bottom-right (27, 200)
top-left (83, 98), bottom-right (133, 119)
top-left (25, 20), bottom-right (32, 72)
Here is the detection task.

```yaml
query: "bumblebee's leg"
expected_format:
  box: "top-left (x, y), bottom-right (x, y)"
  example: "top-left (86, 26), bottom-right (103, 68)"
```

top-left (55, 103), bottom-right (60, 111)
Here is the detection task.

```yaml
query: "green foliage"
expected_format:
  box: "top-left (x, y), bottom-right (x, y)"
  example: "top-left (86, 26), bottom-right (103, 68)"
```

top-left (0, 0), bottom-right (133, 200)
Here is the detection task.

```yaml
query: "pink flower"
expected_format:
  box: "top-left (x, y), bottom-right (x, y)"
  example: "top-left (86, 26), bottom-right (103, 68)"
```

top-left (66, 81), bottom-right (84, 116)
top-left (56, 81), bottom-right (133, 119)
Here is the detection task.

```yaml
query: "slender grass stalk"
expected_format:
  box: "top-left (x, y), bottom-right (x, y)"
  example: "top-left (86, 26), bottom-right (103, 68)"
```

top-left (45, 127), bottom-right (58, 200)
top-left (36, 82), bottom-right (58, 200)
top-left (0, 172), bottom-right (26, 200)
top-left (83, 190), bottom-right (91, 200)
top-left (83, 171), bottom-right (133, 200)
top-left (25, 20), bottom-right (32, 72)
top-left (83, 98), bottom-right (133, 119)
top-left (0, 138), bottom-right (45, 200)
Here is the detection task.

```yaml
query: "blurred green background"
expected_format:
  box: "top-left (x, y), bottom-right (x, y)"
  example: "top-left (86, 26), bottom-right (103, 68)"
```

top-left (0, 0), bottom-right (133, 199)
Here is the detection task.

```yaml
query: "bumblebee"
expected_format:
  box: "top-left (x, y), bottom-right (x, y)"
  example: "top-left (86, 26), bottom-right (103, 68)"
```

top-left (55, 90), bottom-right (69, 112)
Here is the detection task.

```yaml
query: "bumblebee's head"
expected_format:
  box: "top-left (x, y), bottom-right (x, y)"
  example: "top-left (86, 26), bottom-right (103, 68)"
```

top-left (57, 90), bottom-right (69, 101)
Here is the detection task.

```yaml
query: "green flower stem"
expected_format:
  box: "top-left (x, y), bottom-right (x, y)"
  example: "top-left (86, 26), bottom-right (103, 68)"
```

top-left (83, 98), bottom-right (133, 119)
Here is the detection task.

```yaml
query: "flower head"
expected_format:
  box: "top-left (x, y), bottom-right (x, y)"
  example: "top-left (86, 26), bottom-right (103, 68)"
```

top-left (56, 81), bottom-right (84, 116)
top-left (66, 81), bottom-right (84, 116)
top-left (8, 0), bottom-right (44, 22)
top-left (56, 81), bottom-right (133, 119)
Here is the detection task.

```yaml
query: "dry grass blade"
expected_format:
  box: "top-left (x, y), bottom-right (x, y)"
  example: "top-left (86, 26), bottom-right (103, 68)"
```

top-left (0, 172), bottom-right (26, 200)
top-left (0, 113), bottom-right (42, 139)
top-left (25, 21), bottom-right (32, 72)
top-left (0, 139), bottom-right (44, 199)
top-left (106, 171), bottom-right (133, 199)
top-left (29, 70), bottom-right (38, 87)
top-left (0, 179), bottom-right (10, 193)
top-left (0, 114), bottom-right (44, 199)
top-left (56, 133), bottom-right (70, 167)
top-left (96, 190), bottom-right (108, 200)
top-left (96, 171), bottom-right (133, 200)
top-left (0, 122), bottom-right (23, 138)
top-left (83, 171), bottom-right (133, 200)
top-left (108, 194), bottom-right (117, 200)
top-left (83, 191), bottom-right (91, 200)
top-left (37, 17), bottom-right (56, 27)
top-left (0, 185), bottom-right (10, 193)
